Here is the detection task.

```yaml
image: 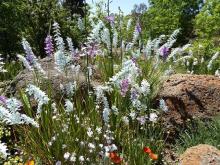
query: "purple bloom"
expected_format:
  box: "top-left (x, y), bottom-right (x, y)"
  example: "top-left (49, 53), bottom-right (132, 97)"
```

top-left (130, 89), bottom-right (138, 100)
top-left (25, 54), bottom-right (35, 65)
top-left (120, 79), bottom-right (129, 97)
top-left (82, 41), bottom-right (101, 58)
top-left (136, 23), bottom-right (142, 33)
top-left (72, 49), bottom-right (80, 62)
top-left (44, 35), bottom-right (54, 56)
top-left (22, 38), bottom-right (36, 65)
top-left (137, 116), bottom-right (147, 125)
top-left (105, 14), bottom-right (115, 25)
top-left (131, 57), bottom-right (137, 63)
top-left (159, 46), bottom-right (170, 59)
top-left (0, 96), bottom-right (7, 105)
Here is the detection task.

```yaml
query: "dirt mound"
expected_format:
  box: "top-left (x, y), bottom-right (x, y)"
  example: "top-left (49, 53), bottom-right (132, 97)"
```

top-left (179, 144), bottom-right (220, 165)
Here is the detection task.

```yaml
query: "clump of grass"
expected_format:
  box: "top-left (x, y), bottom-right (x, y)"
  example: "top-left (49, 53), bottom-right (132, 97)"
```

top-left (175, 117), bottom-right (220, 154)
top-left (0, 61), bottom-right (22, 81)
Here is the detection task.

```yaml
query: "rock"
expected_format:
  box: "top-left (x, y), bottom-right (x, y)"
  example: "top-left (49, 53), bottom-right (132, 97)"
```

top-left (4, 57), bottom-right (101, 99)
top-left (157, 74), bottom-right (220, 134)
top-left (179, 144), bottom-right (220, 165)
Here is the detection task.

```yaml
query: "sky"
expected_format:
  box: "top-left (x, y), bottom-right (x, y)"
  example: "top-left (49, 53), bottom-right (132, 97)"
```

top-left (87, 0), bottom-right (148, 15)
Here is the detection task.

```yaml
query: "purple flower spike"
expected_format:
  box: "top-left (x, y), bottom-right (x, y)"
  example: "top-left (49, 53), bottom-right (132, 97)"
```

top-left (81, 41), bottom-right (101, 58)
top-left (120, 79), bottom-right (130, 97)
top-left (131, 89), bottom-right (138, 100)
top-left (44, 35), bottom-right (54, 56)
top-left (159, 46), bottom-right (170, 59)
top-left (136, 23), bottom-right (142, 33)
top-left (131, 57), bottom-right (137, 64)
top-left (105, 14), bottom-right (115, 24)
top-left (0, 96), bottom-right (7, 105)
top-left (25, 54), bottom-right (34, 65)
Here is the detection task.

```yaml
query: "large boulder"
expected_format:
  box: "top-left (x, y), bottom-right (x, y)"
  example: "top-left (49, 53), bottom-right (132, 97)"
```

top-left (157, 74), bottom-right (220, 133)
top-left (179, 144), bottom-right (220, 165)
top-left (4, 57), bottom-right (100, 98)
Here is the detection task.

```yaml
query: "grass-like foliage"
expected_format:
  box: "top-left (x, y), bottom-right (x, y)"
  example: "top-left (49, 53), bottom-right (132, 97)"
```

top-left (175, 117), bottom-right (220, 154)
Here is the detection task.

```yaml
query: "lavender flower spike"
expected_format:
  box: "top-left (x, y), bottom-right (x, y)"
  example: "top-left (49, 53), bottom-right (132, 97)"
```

top-left (0, 96), bottom-right (7, 105)
top-left (44, 35), bottom-right (54, 56)
top-left (136, 22), bottom-right (142, 34)
top-left (120, 79), bottom-right (129, 97)
top-left (105, 14), bottom-right (115, 25)
top-left (159, 46), bottom-right (170, 59)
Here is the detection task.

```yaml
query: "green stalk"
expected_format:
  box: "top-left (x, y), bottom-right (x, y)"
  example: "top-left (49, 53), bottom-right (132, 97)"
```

top-left (84, 0), bottom-right (90, 94)
top-left (107, 0), bottom-right (114, 78)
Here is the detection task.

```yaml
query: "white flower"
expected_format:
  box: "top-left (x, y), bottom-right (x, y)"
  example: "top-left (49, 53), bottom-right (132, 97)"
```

top-left (122, 116), bottom-right (129, 125)
top-left (140, 79), bottom-right (150, 96)
top-left (6, 98), bottom-right (21, 113)
top-left (129, 112), bottom-right (136, 120)
top-left (89, 20), bottom-right (104, 42)
top-left (0, 142), bottom-right (8, 159)
top-left (70, 153), bottom-right (76, 162)
top-left (111, 105), bottom-right (119, 115)
top-left (109, 59), bottom-right (139, 87)
top-left (64, 152), bottom-right (70, 160)
top-left (66, 37), bottom-right (74, 55)
top-left (26, 84), bottom-right (49, 114)
top-left (88, 143), bottom-right (95, 149)
top-left (149, 113), bottom-right (158, 122)
top-left (110, 144), bottom-right (118, 151)
top-left (113, 30), bottom-right (118, 48)
top-left (53, 22), bottom-right (65, 52)
top-left (215, 69), bottom-right (220, 77)
top-left (103, 108), bottom-right (110, 124)
top-left (0, 98), bottom-right (38, 127)
top-left (207, 52), bottom-right (219, 70)
top-left (163, 29), bottom-right (180, 48)
top-left (201, 57), bottom-right (204, 63)
top-left (96, 127), bottom-right (102, 134)
top-left (95, 85), bottom-right (112, 124)
top-left (77, 17), bottom-right (85, 31)
top-left (126, 19), bottom-right (132, 31)
top-left (55, 161), bottom-right (61, 165)
top-left (79, 156), bottom-right (85, 162)
top-left (65, 99), bottom-right (74, 113)
top-left (87, 128), bottom-right (93, 137)
top-left (193, 58), bottom-right (198, 66)
top-left (0, 54), bottom-right (7, 73)
top-left (54, 50), bottom-right (71, 73)
top-left (99, 144), bottom-right (103, 148)
top-left (101, 27), bottom-right (111, 49)
top-left (17, 54), bottom-right (33, 71)
top-left (159, 99), bottom-right (169, 112)
top-left (20, 114), bottom-right (39, 128)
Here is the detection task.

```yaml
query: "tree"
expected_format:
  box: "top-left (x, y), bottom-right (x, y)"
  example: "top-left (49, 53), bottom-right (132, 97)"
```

top-left (142, 0), bottom-right (204, 44)
top-left (62, 0), bottom-right (86, 17)
top-left (0, 0), bottom-right (26, 57)
top-left (131, 3), bottom-right (147, 16)
top-left (0, 0), bottom-right (87, 59)
top-left (195, 0), bottom-right (220, 39)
